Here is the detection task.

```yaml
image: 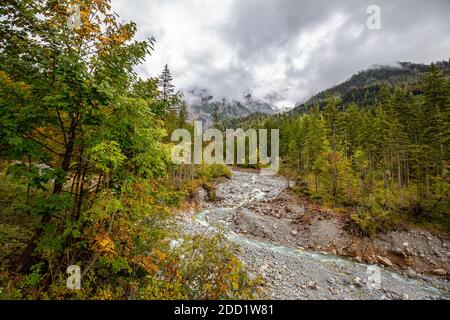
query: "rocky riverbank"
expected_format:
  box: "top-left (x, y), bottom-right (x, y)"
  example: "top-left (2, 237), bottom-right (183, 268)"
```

top-left (178, 170), bottom-right (449, 300)
top-left (238, 191), bottom-right (450, 278)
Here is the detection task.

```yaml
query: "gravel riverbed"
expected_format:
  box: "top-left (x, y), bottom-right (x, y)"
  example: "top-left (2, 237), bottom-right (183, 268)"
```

top-left (179, 170), bottom-right (449, 300)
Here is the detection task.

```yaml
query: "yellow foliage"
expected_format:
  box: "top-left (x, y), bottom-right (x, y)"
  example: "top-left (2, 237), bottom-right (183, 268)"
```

top-left (153, 249), bottom-right (167, 263)
top-left (92, 232), bottom-right (115, 258)
top-left (133, 256), bottom-right (159, 274)
top-left (96, 288), bottom-right (113, 300)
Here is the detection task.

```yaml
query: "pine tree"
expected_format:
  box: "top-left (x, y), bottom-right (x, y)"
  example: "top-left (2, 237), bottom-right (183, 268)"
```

top-left (158, 64), bottom-right (177, 112)
top-left (323, 97), bottom-right (342, 196)
top-left (212, 103), bottom-right (221, 129)
top-left (423, 64), bottom-right (450, 171)
top-left (178, 101), bottom-right (189, 126)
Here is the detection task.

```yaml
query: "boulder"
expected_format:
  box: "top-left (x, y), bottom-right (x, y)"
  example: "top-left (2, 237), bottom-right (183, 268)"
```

top-left (433, 269), bottom-right (447, 276)
top-left (377, 255), bottom-right (394, 267)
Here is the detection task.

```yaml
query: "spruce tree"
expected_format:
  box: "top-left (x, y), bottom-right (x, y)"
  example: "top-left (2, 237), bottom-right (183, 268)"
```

top-left (178, 101), bottom-right (189, 127)
top-left (212, 103), bottom-right (221, 129)
top-left (158, 64), bottom-right (177, 112)
top-left (423, 64), bottom-right (450, 171)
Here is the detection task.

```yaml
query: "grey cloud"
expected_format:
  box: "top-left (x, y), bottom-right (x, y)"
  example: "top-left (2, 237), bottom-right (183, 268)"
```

top-left (112, 0), bottom-right (450, 108)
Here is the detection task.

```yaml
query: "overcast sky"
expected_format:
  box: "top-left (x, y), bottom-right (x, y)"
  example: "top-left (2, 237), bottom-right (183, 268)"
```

top-left (111, 0), bottom-right (450, 109)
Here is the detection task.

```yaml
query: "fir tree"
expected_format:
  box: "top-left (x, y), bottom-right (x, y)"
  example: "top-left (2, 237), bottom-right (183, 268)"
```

top-left (158, 64), bottom-right (178, 113)
top-left (178, 101), bottom-right (189, 126)
top-left (212, 103), bottom-right (221, 129)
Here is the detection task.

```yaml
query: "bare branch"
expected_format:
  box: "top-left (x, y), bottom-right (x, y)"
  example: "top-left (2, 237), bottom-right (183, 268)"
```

top-left (22, 133), bottom-right (64, 156)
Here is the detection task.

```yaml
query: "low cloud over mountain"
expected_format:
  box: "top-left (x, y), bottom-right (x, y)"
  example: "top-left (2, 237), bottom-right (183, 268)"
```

top-left (112, 0), bottom-right (450, 109)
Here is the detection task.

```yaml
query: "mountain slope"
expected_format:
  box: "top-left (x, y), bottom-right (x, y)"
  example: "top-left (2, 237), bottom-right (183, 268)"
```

top-left (186, 89), bottom-right (278, 126)
top-left (293, 60), bottom-right (450, 112)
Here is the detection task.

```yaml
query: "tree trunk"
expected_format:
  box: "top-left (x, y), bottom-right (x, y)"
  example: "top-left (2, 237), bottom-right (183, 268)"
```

top-left (15, 116), bottom-right (78, 273)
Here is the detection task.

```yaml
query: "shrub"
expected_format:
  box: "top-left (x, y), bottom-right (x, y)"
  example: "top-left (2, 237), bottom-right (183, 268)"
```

top-left (195, 164), bottom-right (232, 181)
top-left (351, 198), bottom-right (394, 237)
top-left (0, 177), bottom-right (260, 300)
top-left (140, 233), bottom-right (261, 300)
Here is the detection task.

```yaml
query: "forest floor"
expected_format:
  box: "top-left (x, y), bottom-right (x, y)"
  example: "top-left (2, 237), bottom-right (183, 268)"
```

top-left (179, 169), bottom-right (449, 300)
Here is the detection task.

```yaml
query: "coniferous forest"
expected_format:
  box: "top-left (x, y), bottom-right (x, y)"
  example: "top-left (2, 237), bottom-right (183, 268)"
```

top-left (235, 66), bottom-right (450, 236)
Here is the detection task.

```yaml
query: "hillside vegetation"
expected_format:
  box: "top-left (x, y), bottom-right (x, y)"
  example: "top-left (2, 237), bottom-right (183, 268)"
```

top-left (294, 61), bottom-right (450, 112)
top-left (231, 64), bottom-right (450, 236)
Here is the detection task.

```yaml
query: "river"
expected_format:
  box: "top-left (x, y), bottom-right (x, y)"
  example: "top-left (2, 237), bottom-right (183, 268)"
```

top-left (183, 170), bottom-right (449, 300)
